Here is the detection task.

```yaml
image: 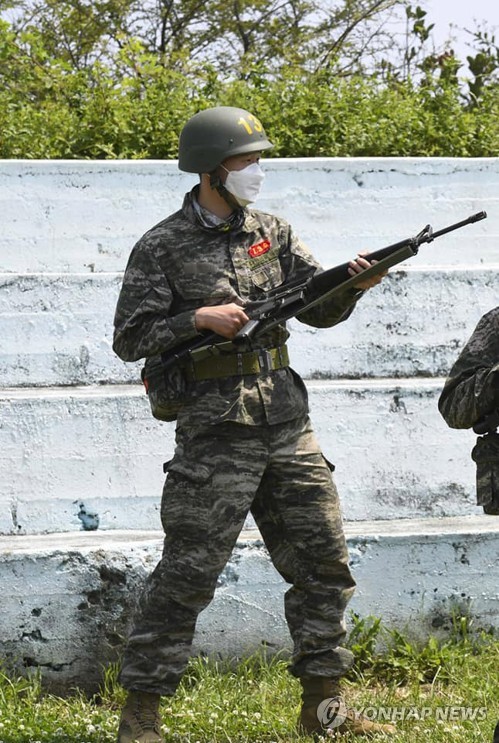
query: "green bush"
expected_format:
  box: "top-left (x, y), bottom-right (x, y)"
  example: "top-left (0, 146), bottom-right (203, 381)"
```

top-left (0, 22), bottom-right (498, 159)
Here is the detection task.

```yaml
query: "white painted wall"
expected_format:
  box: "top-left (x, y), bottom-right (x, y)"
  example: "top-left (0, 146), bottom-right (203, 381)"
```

top-left (0, 380), bottom-right (481, 535)
top-left (1, 268), bottom-right (497, 387)
top-left (0, 158), bottom-right (496, 274)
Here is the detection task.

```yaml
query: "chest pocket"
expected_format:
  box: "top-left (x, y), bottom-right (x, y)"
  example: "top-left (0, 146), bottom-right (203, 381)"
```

top-left (249, 257), bottom-right (284, 292)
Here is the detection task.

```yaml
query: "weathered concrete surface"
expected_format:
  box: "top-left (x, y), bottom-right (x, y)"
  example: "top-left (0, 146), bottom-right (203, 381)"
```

top-left (1, 267), bottom-right (497, 386)
top-left (1, 517), bottom-right (498, 693)
top-left (292, 266), bottom-right (498, 380)
top-left (0, 380), bottom-right (481, 535)
top-left (0, 158), bottom-right (496, 273)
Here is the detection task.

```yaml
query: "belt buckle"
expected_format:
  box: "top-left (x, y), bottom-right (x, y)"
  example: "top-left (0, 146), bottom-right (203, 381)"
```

top-left (257, 349), bottom-right (273, 373)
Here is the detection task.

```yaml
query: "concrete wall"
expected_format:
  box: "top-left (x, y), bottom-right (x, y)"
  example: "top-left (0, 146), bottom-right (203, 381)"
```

top-left (3, 517), bottom-right (499, 694)
top-left (1, 158), bottom-right (498, 691)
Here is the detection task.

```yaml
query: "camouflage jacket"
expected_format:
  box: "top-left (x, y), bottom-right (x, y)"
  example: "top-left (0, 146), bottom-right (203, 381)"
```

top-left (113, 187), bottom-right (364, 426)
top-left (438, 306), bottom-right (499, 429)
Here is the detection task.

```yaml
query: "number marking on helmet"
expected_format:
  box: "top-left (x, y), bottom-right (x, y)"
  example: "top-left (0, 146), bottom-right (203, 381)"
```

top-left (238, 114), bottom-right (263, 135)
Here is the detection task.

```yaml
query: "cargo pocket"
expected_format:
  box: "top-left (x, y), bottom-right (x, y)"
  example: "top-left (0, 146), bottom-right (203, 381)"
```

top-left (161, 456), bottom-right (216, 533)
top-left (164, 457), bottom-right (215, 484)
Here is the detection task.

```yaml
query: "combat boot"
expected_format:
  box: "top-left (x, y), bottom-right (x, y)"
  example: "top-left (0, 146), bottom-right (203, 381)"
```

top-left (117, 690), bottom-right (164, 743)
top-left (298, 677), bottom-right (396, 738)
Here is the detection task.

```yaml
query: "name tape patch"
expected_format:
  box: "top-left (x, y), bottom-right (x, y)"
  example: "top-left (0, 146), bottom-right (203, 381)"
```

top-left (248, 239), bottom-right (271, 258)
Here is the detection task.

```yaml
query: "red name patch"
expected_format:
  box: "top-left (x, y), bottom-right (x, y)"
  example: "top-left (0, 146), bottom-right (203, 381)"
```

top-left (248, 239), bottom-right (271, 258)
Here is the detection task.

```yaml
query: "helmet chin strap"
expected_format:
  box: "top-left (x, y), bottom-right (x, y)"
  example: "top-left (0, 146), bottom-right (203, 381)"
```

top-left (209, 172), bottom-right (242, 211)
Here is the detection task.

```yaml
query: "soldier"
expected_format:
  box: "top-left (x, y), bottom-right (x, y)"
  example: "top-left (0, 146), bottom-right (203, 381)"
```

top-left (438, 306), bottom-right (499, 743)
top-left (113, 106), bottom-right (394, 742)
top-left (438, 306), bottom-right (499, 431)
top-left (438, 306), bottom-right (499, 515)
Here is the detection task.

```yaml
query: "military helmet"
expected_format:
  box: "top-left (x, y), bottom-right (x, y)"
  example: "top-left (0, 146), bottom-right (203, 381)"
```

top-left (178, 106), bottom-right (273, 173)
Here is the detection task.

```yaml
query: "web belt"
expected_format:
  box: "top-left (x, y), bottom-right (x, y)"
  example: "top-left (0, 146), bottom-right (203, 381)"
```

top-left (184, 345), bottom-right (289, 382)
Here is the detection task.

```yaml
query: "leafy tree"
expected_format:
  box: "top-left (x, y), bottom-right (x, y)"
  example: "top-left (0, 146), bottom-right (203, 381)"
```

top-left (0, 1), bottom-right (498, 158)
top-left (466, 28), bottom-right (499, 103)
top-left (3, 0), bottom-right (405, 76)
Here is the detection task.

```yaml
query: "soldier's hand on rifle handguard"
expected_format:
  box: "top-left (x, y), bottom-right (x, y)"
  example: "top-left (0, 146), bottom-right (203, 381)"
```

top-left (347, 252), bottom-right (389, 290)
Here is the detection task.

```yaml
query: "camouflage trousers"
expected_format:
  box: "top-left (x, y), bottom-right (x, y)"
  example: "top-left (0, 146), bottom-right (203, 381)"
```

top-left (120, 415), bottom-right (356, 695)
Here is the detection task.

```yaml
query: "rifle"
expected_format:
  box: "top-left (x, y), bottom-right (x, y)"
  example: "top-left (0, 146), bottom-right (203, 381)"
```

top-left (162, 211), bottom-right (487, 370)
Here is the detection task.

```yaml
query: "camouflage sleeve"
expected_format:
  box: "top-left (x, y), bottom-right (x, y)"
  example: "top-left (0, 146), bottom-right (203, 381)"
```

top-left (438, 308), bottom-right (499, 429)
top-left (280, 223), bottom-right (363, 329)
top-left (113, 239), bottom-right (198, 362)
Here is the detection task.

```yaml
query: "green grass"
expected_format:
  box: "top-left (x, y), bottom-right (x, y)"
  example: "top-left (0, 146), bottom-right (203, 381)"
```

top-left (0, 616), bottom-right (498, 742)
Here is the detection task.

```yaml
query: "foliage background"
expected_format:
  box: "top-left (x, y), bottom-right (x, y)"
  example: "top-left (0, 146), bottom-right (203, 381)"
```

top-left (0, 0), bottom-right (498, 158)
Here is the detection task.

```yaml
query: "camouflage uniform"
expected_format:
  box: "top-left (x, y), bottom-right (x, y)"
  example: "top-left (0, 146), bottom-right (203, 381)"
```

top-left (113, 187), bottom-right (364, 695)
top-left (438, 306), bottom-right (499, 429)
top-left (438, 307), bottom-right (499, 514)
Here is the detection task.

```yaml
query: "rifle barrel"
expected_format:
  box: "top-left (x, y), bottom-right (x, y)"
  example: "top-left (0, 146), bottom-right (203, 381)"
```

top-left (430, 211), bottom-right (487, 241)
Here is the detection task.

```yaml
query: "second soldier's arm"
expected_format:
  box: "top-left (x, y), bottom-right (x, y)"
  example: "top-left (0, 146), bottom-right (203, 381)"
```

top-left (438, 308), bottom-right (499, 429)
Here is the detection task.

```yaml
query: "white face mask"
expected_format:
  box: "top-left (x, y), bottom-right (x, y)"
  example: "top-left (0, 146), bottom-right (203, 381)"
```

top-left (222, 162), bottom-right (265, 206)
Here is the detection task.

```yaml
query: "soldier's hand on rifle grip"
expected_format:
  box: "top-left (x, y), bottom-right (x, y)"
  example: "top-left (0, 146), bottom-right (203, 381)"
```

top-left (348, 252), bottom-right (388, 289)
top-left (195, 303), bottom-right (250, 339)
